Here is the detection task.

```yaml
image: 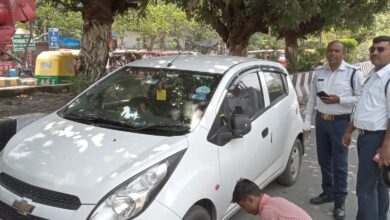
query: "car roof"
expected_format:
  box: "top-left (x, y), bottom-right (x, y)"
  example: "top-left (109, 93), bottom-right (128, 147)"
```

top-left (128, 55), bottom-right (283, 74)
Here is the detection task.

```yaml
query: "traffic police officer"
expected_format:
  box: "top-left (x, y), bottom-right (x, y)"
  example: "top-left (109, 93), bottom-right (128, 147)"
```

top-left (304, 40), bottom-right (364, 220)
top-left (343, 35), bottom-right (390, 220)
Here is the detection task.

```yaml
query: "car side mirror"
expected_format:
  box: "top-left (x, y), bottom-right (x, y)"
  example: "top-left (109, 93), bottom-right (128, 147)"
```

top-left (217, 130), bottom-right (233, 146)
top-left (207, 112), bottom-right (251, 146)
top-left (231, 114), bottom-right (251, 138)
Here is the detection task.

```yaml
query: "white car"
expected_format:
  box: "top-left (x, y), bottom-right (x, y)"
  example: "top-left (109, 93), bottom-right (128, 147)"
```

top-left (0, 55), bottom-right (303, 220)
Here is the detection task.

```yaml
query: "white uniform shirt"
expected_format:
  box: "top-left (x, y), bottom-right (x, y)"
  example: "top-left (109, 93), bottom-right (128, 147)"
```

top-left (305, 61), bottom-right (364, 123)
top-left (354, 64), bottom-right (390, 131)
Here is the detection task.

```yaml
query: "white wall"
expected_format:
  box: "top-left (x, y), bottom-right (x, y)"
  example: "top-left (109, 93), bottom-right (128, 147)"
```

top-left (117, 31), bottom-right (141, 49)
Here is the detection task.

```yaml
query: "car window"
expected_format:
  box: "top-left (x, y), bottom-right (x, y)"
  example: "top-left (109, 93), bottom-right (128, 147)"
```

top-left (263, 71), bottom-right (287, 103)
top-left (59, 66), bottom-right (222, 135)
top-left (221, 71), bottom-right (264, 121)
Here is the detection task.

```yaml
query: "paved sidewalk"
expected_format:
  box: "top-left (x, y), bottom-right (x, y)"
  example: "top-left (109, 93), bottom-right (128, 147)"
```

top-left (0, 83), bottom-right (70, 98)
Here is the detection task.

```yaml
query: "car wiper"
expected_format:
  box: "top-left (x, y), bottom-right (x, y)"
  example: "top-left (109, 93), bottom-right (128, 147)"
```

top-left (63, 114), bottom-right (136, 130)
top-left (62, 114), bottom-right (190, 133)
top-left (135, 124), bottom-right (190, 132)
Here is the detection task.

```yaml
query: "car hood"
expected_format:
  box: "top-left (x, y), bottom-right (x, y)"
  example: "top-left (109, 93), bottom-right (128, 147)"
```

top-left (0, 113), bottom-right (188, 203)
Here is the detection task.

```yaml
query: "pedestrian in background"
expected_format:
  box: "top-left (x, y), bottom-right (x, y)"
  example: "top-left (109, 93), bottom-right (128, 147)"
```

top-left (342, 35), bottom-right (390, 220)
top-left (231, 178), bottom-right (312, 220)
top-left (303, 40), bottom-right (364, 220)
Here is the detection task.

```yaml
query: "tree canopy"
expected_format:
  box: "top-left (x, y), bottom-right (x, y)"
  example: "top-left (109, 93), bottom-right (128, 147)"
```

top-left (171, 0), bottom-right (389, 58)
top-left (113, 3), bottom-right (218, 51)
top-left (16, 0), bottom-right (390, 83)
top-left (272, 0), bottom-right (389, 62)
top-left (22, 0), bottom-right (82, 39)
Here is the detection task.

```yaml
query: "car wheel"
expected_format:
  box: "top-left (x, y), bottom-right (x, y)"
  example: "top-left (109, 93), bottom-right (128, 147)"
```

top-left (277, 138), bottom-right (302, 186)
top-left (183, 205), bottom-right (211, 220)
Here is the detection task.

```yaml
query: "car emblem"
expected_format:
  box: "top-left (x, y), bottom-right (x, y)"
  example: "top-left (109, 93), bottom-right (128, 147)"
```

top-left (12, 198), bottom-right (35, 215)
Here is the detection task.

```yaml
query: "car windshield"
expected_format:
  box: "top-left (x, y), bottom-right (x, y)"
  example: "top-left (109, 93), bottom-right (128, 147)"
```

top-left (59, 66), bottom-right (222, 135)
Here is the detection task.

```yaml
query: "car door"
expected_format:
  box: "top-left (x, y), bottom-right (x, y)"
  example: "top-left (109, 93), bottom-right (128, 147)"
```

top-left (261, 67), bottom-right (291, 159)
top-left (208, 68), bottom-right (276, 217)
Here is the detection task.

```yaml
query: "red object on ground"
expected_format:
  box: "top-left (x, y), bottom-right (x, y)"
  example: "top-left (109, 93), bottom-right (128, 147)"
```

top-left (0, 0), bottom-right (36, 52)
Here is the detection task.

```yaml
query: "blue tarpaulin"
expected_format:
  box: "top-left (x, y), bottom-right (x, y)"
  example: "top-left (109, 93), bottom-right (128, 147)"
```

top-left (60, 37), bottom-right (80, 48)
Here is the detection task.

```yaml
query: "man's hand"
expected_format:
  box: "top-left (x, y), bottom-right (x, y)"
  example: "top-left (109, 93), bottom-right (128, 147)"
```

top-left (303, 121), bottom-right (311, 140)
top-left (378, 144), bottom-right (390, 166)
top-left (320, 95), bottom-right (340, 104)
top-left (342, 131), bottom-right (352, 148)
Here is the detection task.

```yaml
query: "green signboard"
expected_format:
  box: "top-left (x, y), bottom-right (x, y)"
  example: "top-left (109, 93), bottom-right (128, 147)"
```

top-left (12, 34), bottom-right (36, 52)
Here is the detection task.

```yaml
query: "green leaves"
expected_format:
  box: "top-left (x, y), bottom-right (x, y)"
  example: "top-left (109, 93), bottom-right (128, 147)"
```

top-left (113, 3), bottom-right (218, 50)
top-left (16, 0), bottom-right (83, 38)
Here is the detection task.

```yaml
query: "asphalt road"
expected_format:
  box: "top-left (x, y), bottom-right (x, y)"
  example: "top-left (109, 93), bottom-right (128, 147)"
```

top-left (230, 126), bottom-right (361, 220)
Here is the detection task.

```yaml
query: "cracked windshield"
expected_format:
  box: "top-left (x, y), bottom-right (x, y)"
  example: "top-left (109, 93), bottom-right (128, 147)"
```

top-left (60, 67), bottom-right (222, 134)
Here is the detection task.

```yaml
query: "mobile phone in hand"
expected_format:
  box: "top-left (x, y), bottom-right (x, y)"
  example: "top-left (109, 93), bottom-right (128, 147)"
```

top-left (317, 91), bottom-right (329, 98)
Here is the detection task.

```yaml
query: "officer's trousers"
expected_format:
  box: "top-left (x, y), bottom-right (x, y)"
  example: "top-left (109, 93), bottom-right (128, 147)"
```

top-left (315, 114), bottom-right (349, 205)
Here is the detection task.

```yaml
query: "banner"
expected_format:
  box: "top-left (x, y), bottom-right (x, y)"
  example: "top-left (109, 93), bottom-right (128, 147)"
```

top-left (12, 34), bottom-right (35, 52)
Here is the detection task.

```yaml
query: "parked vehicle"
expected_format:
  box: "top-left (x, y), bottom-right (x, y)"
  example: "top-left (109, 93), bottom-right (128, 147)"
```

top-left (34, 50), bottom-right (77, 85)
top-left (0, 55), bottom-right (304, 220)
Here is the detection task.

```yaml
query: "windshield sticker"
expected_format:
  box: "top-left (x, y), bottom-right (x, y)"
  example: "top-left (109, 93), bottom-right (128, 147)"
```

top-left (156, 89), bottom-right (167, 100)
top-left (192, 86), bottom-right (210, 100)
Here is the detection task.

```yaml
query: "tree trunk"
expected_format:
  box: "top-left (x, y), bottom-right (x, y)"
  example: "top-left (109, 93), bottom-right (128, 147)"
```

top-left (120, 37), bottom-right (124, 48)
top-left (175, 38), bottom-right (183, 51)
top-left (226, 35), bottom-right (250, 56)
top-left (284, 34), bottom-right (299, 64)
top-left (159, 36), bottom-right (165, 51)
top-left (197, 0), bottom-right (268, 57)
top-left (145, 37), bottom-right (155, 51)
top-left (77, 1), bottom-right (113, 83)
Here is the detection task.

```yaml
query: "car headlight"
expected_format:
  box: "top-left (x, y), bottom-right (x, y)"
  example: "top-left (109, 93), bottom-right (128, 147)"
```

top-left (88, 150), bottom-right (185, 220)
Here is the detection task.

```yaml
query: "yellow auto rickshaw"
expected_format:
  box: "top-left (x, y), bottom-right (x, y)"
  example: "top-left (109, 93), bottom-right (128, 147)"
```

top-left (35, 50), bottom-right (78, 86)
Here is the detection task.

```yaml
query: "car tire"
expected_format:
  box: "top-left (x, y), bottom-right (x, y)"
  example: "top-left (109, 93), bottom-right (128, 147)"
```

top-left (183, 205), bottom-right (211, 220)
top-left (277, 138), bottom-right (302, 186)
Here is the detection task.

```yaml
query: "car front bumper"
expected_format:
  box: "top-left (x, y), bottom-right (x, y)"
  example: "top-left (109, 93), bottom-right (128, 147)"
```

top-left (0, 183), bottom-right (181, 220)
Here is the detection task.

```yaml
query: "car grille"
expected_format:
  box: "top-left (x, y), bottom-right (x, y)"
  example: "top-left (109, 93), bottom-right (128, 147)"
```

top-left (0, 173), bottom-right (81, 210)
top-left (0, 200), bottom-right (47, 220)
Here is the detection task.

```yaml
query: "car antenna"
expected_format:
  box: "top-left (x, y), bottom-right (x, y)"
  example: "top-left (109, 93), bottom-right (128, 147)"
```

top-left (167, 54), bottom-right (181, 67)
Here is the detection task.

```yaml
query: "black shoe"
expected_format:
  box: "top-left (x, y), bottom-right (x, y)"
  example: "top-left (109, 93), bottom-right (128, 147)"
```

top-left (333, 203), bottom-right (345, 220)
top-left (309, 193), bottom-right (334, 204)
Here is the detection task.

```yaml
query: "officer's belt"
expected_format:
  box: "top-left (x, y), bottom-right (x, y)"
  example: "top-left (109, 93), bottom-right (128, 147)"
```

top-left (317, 111), bottom-right (350, 121)
top-left (357, 129), bottom-right (386, 135)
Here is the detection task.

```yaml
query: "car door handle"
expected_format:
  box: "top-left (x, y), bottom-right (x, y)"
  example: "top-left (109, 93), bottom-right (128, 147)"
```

top-left (262, 127), bottom-right (268, 138)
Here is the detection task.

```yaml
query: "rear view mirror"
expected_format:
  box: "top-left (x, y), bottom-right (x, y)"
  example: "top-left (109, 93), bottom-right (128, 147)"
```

top-left (231, 114), bottom-right (251, 138)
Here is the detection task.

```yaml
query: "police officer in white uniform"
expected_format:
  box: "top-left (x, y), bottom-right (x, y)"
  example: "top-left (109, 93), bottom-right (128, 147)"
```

top-left (343, 35), bottom-right (390, 220)
top-left (304, 40), bottom-right (364, 220)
